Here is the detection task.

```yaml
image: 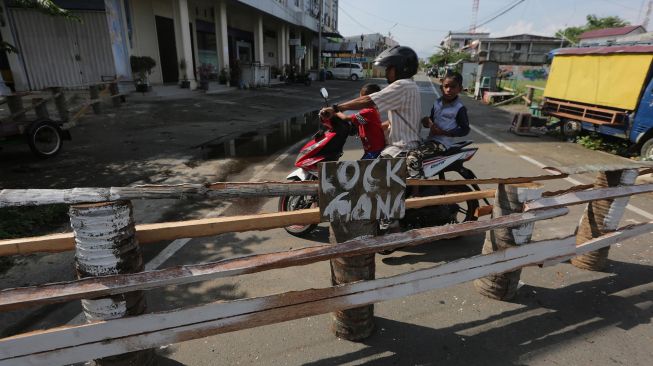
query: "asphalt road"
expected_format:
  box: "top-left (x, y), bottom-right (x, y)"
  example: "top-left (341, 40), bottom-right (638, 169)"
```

top-left (154, 74), bottom-right (652, 365)
top-left (2, 74), bottom-right (652, 365)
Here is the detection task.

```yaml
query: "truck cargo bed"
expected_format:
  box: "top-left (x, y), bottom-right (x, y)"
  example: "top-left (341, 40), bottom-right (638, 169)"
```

top-left (543, 98), bottom-right (629, 125)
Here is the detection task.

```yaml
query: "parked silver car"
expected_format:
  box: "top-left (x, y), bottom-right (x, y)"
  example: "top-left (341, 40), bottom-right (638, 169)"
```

top-left (326, 63), bottom-right (365, 81)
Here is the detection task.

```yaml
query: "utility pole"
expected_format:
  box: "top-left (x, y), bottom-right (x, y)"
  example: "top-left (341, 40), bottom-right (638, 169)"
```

top-left (318, 0), bottom-right (323, 80)
top-left (643, 0), bottom-right (652, 30)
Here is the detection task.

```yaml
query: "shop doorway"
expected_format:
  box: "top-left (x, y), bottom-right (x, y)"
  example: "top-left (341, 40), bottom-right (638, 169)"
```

top-left (155, 16), bottom-right (179, 83)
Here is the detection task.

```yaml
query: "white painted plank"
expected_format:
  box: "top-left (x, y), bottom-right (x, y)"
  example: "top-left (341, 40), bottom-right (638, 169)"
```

top-left (0, 232), bottom-right (622, 365)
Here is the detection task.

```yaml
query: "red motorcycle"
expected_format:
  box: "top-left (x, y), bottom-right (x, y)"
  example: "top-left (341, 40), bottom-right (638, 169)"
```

top-left (278, 89), bottom-right (485, 237)
top-left (278, 88), bottom-right (353, 236)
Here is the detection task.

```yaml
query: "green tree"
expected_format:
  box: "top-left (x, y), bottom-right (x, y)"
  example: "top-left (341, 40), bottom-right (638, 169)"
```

top-left (2, 1), bottom-right (79, 53)
top-left (556, 14), bottom-right (630, 44)
top-left (428, 46), bottom-right (471, 67)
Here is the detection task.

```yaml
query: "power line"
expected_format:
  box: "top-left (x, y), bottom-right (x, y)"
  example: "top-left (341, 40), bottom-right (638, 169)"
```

top-left (338, 4), bottom-right (377, 33)
top-left (455, 0), bottom-right (526, 32)
top-left (340, 1), bottom-right (450, 32)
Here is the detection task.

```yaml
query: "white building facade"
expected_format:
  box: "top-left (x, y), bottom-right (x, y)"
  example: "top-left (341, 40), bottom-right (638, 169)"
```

top-left (0, 0), bottom-right (338, 91)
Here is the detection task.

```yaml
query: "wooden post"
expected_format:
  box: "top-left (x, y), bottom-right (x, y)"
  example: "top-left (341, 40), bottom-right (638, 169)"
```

top-left (109, 82), bottom-right (121, 107)
top-left (526, 86), bottom-right (535, 105)
top-left (50, 87), bottom-right (69, 121)
top-left (6, 94), bottom-right (26, 121)
top-left (70, 201), bottom-right (154, 366)
top-left (571, 169), bottom-right (637, 271)
top-left (320, 158), bottom-right (406, 341)
top-left (32, 98), bottom-right (49, 120)
top-left (474, 182), bottom-right (543, 300)
top-left (89, 84), bottom-right (102, 114)
top-left (330, 222), bottom-right (377, 340)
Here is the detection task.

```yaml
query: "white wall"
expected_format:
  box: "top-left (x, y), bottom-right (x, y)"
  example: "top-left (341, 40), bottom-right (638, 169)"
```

top-left (130, 0), bottom-right (163, 84)
top-left (264, 32), bottom-right (277, 66)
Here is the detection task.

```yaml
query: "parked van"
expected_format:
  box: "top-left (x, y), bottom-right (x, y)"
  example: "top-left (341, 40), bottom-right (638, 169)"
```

top-left (326, 63), bottom-right (365, 81)
top-left (543, 45), bottom-right (653, 158)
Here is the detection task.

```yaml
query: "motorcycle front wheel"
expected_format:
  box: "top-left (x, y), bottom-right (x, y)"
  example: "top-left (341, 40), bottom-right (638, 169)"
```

top-left (278, 195), bottom-right (318, 237)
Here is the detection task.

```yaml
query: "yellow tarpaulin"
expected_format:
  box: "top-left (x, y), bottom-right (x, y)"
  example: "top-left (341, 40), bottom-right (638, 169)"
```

top-left (544, 54), bottom-right (653, 110)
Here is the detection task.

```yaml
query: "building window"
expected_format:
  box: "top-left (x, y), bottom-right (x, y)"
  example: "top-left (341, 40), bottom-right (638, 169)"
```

top-left (515, 43), bottom-right (522, 50)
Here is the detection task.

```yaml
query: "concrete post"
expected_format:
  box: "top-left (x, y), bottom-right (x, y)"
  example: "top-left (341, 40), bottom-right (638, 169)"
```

top-left (109, 82), bottom-right (121, 107)
top-left (70, 201), bottom-right (153, 365)
top-left (474, 182), bottom-right (543, 300)
top-left (32, 98), bottom-right (49, 120)
top-left (215, 0), bottom-right (229, 73)
top-left (571, 169), bottom-right (638, 271)
top-left (89, 85), bottom-right (102, 114)
top-left (330, 221), bottom-right (376, 340)
top-left (50, 87), bottom-right (69, 121)
top-left (177, 0), bottom-right (197, 89)
top-left (254, 15), bottom-right (264, 64)
top-left (278, 24), bottom-right (287, 68)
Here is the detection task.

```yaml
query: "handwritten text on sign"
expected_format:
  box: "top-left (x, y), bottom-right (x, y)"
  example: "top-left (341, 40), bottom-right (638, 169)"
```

top-left (319, 159), bottom-right (406, 222)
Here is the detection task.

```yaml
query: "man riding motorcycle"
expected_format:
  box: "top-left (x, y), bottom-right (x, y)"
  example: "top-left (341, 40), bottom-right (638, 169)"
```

top-left (319, 45), bottom-right (422, 161)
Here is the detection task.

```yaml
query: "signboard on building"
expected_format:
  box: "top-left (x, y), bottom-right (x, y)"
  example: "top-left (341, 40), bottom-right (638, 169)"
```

top-left (319, 159), bottom-right (406, 222)
top-left (295, 46), bottom-right (306, 60)
top-left (289, 38), bottom-right (301, 46)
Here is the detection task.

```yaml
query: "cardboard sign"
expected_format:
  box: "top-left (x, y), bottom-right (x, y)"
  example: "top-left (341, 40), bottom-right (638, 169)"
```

top-left (319, 159), bottom-right (406, 222)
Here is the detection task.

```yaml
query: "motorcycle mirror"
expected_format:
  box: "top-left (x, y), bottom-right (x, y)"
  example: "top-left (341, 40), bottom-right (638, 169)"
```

top-left (320, 88), bottom-right (329, 101)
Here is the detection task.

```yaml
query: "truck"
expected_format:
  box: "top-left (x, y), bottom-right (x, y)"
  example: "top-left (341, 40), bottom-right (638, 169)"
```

top-left (542, 45), bottom-right (653, 158)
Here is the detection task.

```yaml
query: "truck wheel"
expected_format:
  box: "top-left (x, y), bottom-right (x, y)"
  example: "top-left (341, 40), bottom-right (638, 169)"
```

top-left (640, 138), bottom-right (653, 160)
top-left (27, 120), bottom-right (63, 158)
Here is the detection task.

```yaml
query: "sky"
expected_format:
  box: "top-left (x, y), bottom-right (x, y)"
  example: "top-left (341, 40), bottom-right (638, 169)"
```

top-left (337, 0), bottom-right (647, 58)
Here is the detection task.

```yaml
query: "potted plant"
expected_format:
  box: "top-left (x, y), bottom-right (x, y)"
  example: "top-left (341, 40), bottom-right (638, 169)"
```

top-left (270, 65), bottom-right (281, 80)
top-left (218, 67), bottom-right (230, 85)
top-left (179, 59), bottom-right (191, 88)
top-left (130, 55), bottom-right (156, 92)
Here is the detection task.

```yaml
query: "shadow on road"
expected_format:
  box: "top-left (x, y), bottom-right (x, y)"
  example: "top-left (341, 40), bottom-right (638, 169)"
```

top-left (303, 259), bottom-right (652, 366)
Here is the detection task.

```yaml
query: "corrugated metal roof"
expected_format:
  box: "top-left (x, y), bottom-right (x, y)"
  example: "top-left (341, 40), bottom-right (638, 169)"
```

top-left (556, 45), bottom-right (653, 55)
top-left (578, 25), bottom-right (644, 40)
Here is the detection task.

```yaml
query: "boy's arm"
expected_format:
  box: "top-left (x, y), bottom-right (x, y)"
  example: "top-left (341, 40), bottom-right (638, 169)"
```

top-left (447, 106), bottom-right (470, 137)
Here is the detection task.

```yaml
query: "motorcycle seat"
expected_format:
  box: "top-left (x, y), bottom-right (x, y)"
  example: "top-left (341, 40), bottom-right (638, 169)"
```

top-left (441, 140), bottom-right (473, 155)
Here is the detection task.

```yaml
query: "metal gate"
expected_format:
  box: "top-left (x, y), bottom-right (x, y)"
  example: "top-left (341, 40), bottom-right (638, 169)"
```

top-left (10, 9), bottom-right (115, 90)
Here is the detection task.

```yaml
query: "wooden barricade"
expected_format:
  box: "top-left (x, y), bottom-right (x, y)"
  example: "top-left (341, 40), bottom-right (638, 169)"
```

top-left (0, 166), bottom-right (652, 365)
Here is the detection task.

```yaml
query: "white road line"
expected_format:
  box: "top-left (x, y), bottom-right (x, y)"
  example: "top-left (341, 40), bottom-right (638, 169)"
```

top-left (470, 125), bottom-right (517, 153)
top-left (144, 238), bottom-right (192, 271)
top-left (142, 136), bottom-right (310, 271)
top-left (425, 77), bottom-right (653, 220)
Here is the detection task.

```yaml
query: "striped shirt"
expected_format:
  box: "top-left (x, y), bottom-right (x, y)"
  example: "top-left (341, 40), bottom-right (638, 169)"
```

top-left (370, 79), bottom-right (422, 157)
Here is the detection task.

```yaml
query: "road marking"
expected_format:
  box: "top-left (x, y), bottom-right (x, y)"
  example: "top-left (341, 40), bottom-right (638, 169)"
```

top-left (144, 238), bottom-right (192, 271)
top-left (142, 136), bottom-right (310, 271)
top-left (424, 77), bottom-right (653, 220)
top-left (470, 125), bottom-right (517, 153)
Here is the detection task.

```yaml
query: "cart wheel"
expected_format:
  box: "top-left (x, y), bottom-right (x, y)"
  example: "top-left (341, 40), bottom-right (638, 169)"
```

top-left (27, 120), bottom-right (63, 158)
